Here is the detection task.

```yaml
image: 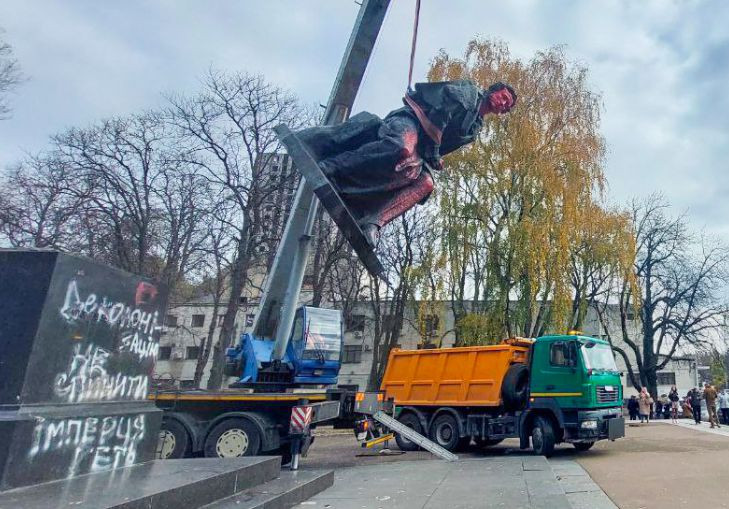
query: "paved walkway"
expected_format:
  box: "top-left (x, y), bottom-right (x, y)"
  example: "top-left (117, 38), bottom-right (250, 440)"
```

top-left (659, 418), bottom-right (729, 437)
top-left (550, 458), bottom-right (617, 509)
top-left (296, 456), bottom-right (613, 508)
top-left (574, 421), bottom-right (729, 508)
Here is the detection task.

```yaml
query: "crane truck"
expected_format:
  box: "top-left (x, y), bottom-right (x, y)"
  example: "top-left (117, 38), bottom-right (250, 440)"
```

top-left (151, 0), bottom-right (393, 465)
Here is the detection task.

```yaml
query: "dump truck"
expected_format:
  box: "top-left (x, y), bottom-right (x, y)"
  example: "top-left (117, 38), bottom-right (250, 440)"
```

top-left (380, 334), bottom-right (625, 456)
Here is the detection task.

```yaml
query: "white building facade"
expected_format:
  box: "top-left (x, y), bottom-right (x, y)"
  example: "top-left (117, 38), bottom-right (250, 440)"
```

top-left (155, 295), bottom-right (698, 395)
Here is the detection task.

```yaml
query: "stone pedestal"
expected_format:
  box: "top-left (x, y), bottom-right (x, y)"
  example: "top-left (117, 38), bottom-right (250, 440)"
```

top-left (0, 249), bottom-right (164, 491)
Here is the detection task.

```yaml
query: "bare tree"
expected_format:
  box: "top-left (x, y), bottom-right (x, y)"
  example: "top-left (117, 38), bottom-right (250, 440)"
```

top-left (53, 112), bottom-right (208, 309)
top-left (309, 210), bottom-right (350, 307)
top-left (367, 208), bottom-right (432, 390)
top-left (0, 155), bottom-right (91, 248)
top-left (167, 70), bottom-right (308, 389)
top-left (596, 195), bottom-right (729, 398)
top-left (0, 31), bottom-right (22, 119)
top-left (192, 210), bottom-right (237, 387)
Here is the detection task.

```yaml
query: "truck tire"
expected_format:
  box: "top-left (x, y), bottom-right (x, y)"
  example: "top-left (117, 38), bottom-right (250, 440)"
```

top-left (429, 414), bottom-right (461, 452)
top-left (573, 441), bottom-right (595, 452)
top-left (395, 413), bottom-right (423, 451)
top-left (156, 418), bottom-right (191, 459)
top-left (475, 438), bottom-right (504, 448)
top-left (502, 364), bottom-right (529, 410)
top-left (204, 418), bottom-right (261, 458)
top-left (531, 416), bottom-right (556, 457)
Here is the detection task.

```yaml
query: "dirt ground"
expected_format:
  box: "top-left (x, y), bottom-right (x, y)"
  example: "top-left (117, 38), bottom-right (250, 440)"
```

top-left (306, 422), bottom-right (729, 509)
top-left (573, 422), bottom-right (729, 509)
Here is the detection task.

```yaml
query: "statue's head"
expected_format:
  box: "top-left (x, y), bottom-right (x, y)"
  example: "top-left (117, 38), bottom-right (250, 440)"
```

top-left (480, 82), bottom-right (517, 115)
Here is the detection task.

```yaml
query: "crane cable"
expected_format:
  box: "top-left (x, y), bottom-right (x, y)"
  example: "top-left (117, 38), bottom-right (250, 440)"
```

top-left (407, 0), bottom-right (421, 91)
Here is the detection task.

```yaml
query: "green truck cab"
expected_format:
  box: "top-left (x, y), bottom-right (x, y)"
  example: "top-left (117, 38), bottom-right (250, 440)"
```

top-left (525, 334), bottom-right (625, 454)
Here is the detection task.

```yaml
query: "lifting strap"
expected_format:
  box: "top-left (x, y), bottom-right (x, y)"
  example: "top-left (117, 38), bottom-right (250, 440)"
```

top-left (407, 0), bottom-right (421, 91)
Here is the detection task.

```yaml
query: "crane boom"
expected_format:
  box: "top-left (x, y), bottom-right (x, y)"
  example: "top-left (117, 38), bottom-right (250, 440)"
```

top-left (252, 0), bottom-right (391, 362)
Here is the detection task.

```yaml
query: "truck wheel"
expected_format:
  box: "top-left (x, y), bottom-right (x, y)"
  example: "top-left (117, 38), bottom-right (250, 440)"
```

top-left (156, 419), bottom-right (191, 459)
top-left (430, 414), bottom-right (461, 452)
top-left (531, 416), bottom-right (556, 457)
top-left (502, 364), bottom-right (529, 410)
top-left (573, 441), bottom-right (595, 452)
top-left (204, 418), bottom-right (261, 458)
top-left (395, 413), bottom-right (423, 451)
top-left (475, 438), bottom-right (504, 448)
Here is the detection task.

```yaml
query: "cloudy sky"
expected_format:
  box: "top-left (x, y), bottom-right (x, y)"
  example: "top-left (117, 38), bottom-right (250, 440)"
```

top-left (1, 0), bottom-right (727, 236)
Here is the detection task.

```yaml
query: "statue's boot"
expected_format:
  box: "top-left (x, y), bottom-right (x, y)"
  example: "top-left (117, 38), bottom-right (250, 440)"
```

top-left (358, 171), bottom-right (435, 248)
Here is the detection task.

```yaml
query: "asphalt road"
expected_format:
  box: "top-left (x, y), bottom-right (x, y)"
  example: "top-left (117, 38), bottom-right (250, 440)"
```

top-left (306, 421), bottom-right (729, 509)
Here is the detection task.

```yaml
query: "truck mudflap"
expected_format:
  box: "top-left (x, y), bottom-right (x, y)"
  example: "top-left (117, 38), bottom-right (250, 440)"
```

top-left (573, 408), bottom-right (624, 441)
top-left (607, 416), bottom-right (625, 440)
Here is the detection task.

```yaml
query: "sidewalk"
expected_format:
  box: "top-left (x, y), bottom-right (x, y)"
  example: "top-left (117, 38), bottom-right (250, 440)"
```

top-left (550, 458), bottom-right (617, 509)
top-left (659, 418), bottom-right (729, 437)
top-left (295, 455), bottom-right (614, 509)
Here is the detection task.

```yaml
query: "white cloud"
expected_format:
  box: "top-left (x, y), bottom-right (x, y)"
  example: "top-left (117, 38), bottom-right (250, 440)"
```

top-left (1, 0), bottom-right (727, 241)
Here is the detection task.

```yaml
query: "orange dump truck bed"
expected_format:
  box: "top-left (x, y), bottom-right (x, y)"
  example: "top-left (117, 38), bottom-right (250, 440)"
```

top-left (380, 340), bottom-right (532, 407)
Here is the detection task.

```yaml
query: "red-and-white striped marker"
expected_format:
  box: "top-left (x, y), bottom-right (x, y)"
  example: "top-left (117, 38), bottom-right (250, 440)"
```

top-left (290, 405), bottom-right (313, 433)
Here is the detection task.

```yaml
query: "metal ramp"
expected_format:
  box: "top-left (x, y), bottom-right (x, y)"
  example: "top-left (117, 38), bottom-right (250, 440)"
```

top-left (372, 411), bottom-right (459, 462)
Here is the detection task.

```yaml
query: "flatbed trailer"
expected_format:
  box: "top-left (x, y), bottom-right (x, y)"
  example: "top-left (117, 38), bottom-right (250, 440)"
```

top-left (151, 389), bottom-right (352, 461)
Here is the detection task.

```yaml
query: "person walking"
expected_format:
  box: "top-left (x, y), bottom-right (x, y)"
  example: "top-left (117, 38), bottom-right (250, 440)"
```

top-left (704, 383), bottom-right (721, 428)
top-left (668, 385), bottom-right (680, 423)
top-left (690, 387), bottom-right (702, 424)
top-left (627, 395), bottom-right (639, 421)
top-left (638, 387), bottom-right (653, 423)
top-left (719, 390), bottom-right (729, 425)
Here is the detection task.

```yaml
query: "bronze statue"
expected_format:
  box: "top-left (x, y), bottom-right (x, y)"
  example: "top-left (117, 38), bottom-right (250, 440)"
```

top-left (295, 80), bottom-right (516, 246)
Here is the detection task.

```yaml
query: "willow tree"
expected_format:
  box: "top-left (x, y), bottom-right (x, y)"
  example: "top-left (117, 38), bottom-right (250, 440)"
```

top-left (430, 39), bottom-right (632, 342)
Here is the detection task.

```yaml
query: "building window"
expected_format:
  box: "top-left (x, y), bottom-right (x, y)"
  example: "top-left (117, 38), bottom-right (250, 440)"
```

top-left (423, 314), bottom-right (439, 337)
top-left (246, 313), bottom-right (255, 327)
top-left (158, 346), bottom-right (172, 360)
top-left (239, 296), bottom-right (248, 305)
top-left (218, 314), bottom-right (225, 327)
top-left (656, 372), bottom-right (676, 385)
top-left (342, 344), bottom-right (362, 364)
top-left (303, 274), bottom-right (315, 286)
top-left (179, 380), bottom-right (196, 389)
top-left (347, 314), bottom-right (366, 332)
top-left (165, 314), bottom-right (178, 327)
top-left (550, 341), bottom-right (576, 367)
top-left (191, 314), bottom-right (205, 328)
top-left (626, 308), bottom-right (636, 321)
top-left (186, 347), bottom-right (200, 360)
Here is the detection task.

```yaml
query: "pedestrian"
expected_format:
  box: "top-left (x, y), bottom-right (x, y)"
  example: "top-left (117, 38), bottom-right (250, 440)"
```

top-left (668, 385), bottom-right (680, 423)
top-left (719, 390), bottom-right (729, 425)
top-left (682, 393), bottom-right (693, 419)
top-left (627, 395), bottom-right (639, 421)
top-left (690, 387), bottom-right (702, 424)
top-left (659, 394), bottom-right (669, 419)
top-left (638, 387), bottom-right (653, 423)
top-left (703, 383), bottom-right (721, 429)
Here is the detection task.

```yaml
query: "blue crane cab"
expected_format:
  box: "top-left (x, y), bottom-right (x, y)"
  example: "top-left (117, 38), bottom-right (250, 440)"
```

top-left (225, 306), bottom-right (343, 388)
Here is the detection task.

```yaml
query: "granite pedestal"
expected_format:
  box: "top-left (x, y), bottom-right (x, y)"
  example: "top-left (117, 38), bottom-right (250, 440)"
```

top-left (0, 250), bottom-right (164, 490)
